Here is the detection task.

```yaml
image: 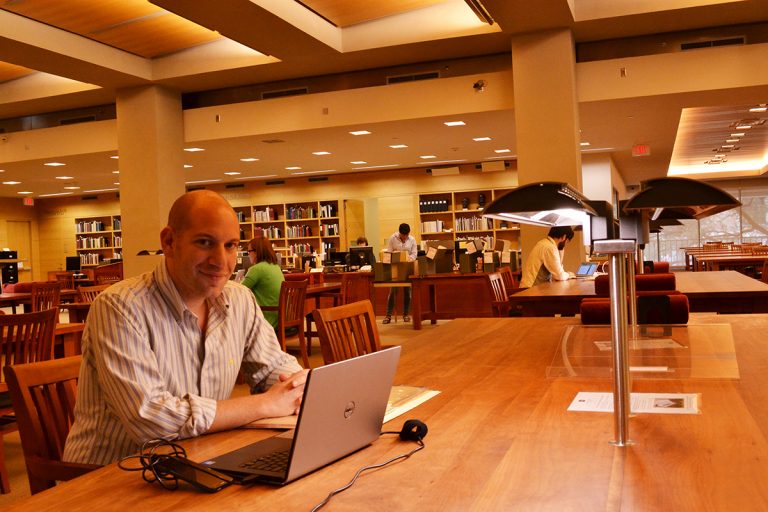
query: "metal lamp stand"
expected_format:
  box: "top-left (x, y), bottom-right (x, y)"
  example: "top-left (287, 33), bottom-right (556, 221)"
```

top-left (594, 239), bottom-right (637, 446)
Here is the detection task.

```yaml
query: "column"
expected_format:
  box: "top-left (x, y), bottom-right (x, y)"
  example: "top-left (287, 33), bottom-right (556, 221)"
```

top-left (116, 85), bottom-right (186, 278)
top-left (512, 28), bottom-right (585, 271)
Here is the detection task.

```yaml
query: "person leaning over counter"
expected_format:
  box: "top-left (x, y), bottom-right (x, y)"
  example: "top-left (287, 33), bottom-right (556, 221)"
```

top-left (520, 226), bottom-right (575, 288)
top-left (63, 190), bottom-right (306, 466)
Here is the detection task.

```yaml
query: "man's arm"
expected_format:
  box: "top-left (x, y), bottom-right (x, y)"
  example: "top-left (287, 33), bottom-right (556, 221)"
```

top-left (543, 240), bottom-right (571, 281)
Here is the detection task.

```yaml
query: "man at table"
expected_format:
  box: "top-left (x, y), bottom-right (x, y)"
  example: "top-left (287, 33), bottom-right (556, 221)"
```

top-left (63, 190), bottom-right (306, 465)
top-left (520, 226), bottom-right (575, 288)
top-left (383, 223), bottom-right (417, 324)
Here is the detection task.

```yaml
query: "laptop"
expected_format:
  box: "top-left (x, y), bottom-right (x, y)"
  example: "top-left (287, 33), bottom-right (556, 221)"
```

top-left (202, 346), bottom-right (401, 485)
top-left (574, 262), bottom-right (598, 279)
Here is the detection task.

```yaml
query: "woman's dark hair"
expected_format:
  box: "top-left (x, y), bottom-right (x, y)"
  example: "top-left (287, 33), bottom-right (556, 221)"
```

top-left (248, 236), bottom-right (279, 265)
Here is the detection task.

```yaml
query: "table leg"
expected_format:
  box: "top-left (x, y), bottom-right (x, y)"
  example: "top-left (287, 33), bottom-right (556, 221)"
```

top-left (412, 282), bottom-right (422, 330)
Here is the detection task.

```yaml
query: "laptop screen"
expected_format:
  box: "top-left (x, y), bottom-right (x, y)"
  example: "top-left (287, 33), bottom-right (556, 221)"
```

top-left (576, 263), bottom-right (597, 276)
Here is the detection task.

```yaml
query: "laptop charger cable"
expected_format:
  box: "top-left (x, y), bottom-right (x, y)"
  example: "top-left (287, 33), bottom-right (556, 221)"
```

top-left (310, 419), bottom-right (428, 511)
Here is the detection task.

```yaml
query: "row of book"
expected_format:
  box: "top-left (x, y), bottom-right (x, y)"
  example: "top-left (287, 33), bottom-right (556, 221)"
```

top-left (286, 225), bottom-right (313, 238)
top-left (253, 207), bottom-right (278, 222)
top-left (76, 236), bottom-right (111, 249)
top-left (455, 216), bottom-right (493, 232)
top-left (421, 220), bottom-right (445, 233)
top-left (319, 223), bottom-right (339, 236)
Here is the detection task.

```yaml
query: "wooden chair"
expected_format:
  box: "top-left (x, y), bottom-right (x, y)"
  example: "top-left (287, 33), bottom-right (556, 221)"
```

top-left (261, 280), bottom-right (310, 368)
top-left (3, 356), bottom-right (100, 494)
top-left (761, 260), bottom-right (768, 284)
top-left (323, 272), bottom-right (374, 306)
top-left (486, 272), bottom-right (511, 317)
top-left (53, 272), bottom-right (75, 290)
top-left (30, 281), bottom-right (62, 313)
top-left (311, 299), bottom-right (382, 365)
top-left (76, 284), bottom-right (111, 303)
top-left (496, 266), bottom-right (518, 298)
top-left (0, 307), bottom-right (59, 493)
top-left (93, 262), bottom-right (123, 285)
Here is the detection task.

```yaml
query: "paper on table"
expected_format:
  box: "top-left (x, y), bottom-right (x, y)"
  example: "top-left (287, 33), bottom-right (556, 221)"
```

top-left (243, 384), bottom-right (440, 429)
top-left (568, 391), bottom-right (700, 414)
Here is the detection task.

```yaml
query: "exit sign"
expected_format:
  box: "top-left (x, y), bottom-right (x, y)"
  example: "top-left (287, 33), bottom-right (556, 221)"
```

top-left (22, 197), bottom-right (34, 206)
top-left (632, 144), bottom-right (651, 157)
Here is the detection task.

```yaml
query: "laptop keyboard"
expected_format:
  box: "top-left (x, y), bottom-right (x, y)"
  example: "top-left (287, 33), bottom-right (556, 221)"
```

top-left (240, 450), bottom-right (290, 472)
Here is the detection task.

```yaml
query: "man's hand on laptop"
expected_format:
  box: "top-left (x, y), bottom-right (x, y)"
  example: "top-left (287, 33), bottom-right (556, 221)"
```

top-left (268, 370), bottom-right (309, 416)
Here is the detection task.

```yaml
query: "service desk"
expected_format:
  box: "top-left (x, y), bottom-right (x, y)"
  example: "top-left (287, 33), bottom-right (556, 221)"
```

top-left (410, 272), bottom-right (494, 329)
top-left (510, 270), bottom-right (768, 316)
top-left (9, 314), bottom-right (768, 511)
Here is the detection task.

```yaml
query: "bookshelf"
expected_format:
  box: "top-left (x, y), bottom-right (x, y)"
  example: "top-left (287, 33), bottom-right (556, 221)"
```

top-left (418, 188), bottom-right (520, 250)
top-left (75, 215), bottom-right (123, 266)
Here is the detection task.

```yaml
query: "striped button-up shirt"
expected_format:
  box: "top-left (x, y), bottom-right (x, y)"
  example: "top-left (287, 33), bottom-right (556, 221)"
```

top-left (63, 261), bottom-right (301, 465)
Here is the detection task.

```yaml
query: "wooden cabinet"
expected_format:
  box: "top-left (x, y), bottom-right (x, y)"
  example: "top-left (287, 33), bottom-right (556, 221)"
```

top-left (75, 215), bottom-right (122, 267)
top-left (418, 189), bottom-right (520, 250)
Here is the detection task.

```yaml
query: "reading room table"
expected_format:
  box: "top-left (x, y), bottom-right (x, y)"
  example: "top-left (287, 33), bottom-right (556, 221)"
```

top-left (8, 314), bottom-right (768, 511)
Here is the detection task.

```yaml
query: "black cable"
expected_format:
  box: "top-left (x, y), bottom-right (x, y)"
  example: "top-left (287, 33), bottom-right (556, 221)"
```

top-left (309, 433), bottom-right (425, 512)
top-left (117, 439), bottom-right (188, 490)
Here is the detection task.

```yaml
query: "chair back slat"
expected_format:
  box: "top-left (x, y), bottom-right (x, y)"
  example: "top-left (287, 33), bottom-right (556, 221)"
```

top-left (312, 300), bottom-right (382, 365)
top-left (30, 282), bottom-right (62, 313)
top-left (497, 266), bottom-right (518, 296)
top-left (3, 356), bottom-right (98, 494)
top-left (486, 273), bottom-right (511, 317)
top-left (76, 284), bottom-right (111, 303)
top-left (0, 308), bottom-right (58, 389)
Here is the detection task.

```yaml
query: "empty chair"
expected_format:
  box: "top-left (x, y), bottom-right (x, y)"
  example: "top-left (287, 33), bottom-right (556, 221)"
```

top-left (496, 266), bottom-right (519, 298)
top-left (76, 284), bottom-right (111, 303)
top-left (53, 272), bottom-right (75, 290)
top-left (93, 262), bottom-right (123, 285)
top-left (486, 272), bottom-right (511, 317)
top-left (261, 280), bottom-right (310, 368)
top-left (0, 307), bottom-right (59, 493)
top-left (3, 356), bottom-right (100, 494)
top-left (322, 272), bottom-right (374, 306)
top-left (30, 281), bottom-right (62, 313)
top-left (312, 300), bottom-right (382, 365)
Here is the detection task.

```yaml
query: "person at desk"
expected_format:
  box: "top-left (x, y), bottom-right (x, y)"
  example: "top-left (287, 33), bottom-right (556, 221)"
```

top-left (241, 236), bottom-right (285, 330)
top-left (346, 235), bottom-right (376, 268)
top-left (520, 226), bottom-right (575, 288)
top-left (383, 223), bottom-right (417, 324)
top-left (63, 190), bottom-right (306, 466)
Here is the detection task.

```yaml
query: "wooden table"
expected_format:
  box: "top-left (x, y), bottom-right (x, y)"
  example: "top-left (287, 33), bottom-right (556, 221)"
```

top-left (54, 322), bottom-right (86, 358)
top-left (9, 314), bottom-right (768, 511)
top-left (692, 253), bottom-right (768, 272)
top-left (510, 270), bottom-right (768, 316)
top-left (409, 272), bottom-right (494, 329)
top-left (62, 302), bottom-right (91, 323)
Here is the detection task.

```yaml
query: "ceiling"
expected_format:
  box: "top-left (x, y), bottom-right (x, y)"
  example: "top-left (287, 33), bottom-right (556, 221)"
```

top-left (0, 0), bottom-right (766, 198)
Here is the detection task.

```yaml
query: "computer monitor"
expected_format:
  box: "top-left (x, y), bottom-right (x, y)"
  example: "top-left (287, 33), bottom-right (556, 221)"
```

top-left (348, 246), bottom-right (375, 267)
top-left (65, 256), bottom-right (81, 272)
top-left (326, 251), bottom-right (348, 266)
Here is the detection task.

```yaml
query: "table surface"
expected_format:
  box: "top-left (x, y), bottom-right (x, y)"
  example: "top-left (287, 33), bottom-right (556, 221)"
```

top-left (10, 314), bottom-right (768, 511)
top-left (512, 270), bottom-right (768, 299)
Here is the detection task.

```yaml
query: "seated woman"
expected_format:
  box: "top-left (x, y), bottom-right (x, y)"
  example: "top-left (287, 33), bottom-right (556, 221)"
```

top-left (241, 237), bottom-right (285, 330)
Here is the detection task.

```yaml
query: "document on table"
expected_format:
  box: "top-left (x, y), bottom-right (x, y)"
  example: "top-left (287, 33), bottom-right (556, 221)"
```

top-left (244, 385), bottom-right (440, 429)
top-left (568, 391), bottom-right (700, 414)
top-left (594, 339), bottom-right (685, 351)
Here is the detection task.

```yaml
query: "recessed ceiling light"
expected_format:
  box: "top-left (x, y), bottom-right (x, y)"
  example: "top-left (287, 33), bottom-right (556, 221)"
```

top-left (736, 125), bottom-right (753, 130)
top-left (234, 174), bottom-right (278, 180)
top-left (444, 121), bottom-right (466, 126)
top-left (83, 188), bottom-right (119, 193)
top-left (240, 157), bottom-right (259, 162)
top-left (494, 149), bottom-right (511, 153)
top-left (0, 169), bottom-right (4, 173)
top-left (389, 144), bottom-right (408, 149)
top-left (112, 171), bottom-right (120, 174)
top-left (580, 142), bottom-right (591, 147)
top-left (18, 191), bottom-right (33, 195)
top-left (39, 192), bottom-right (73, 197)
top-left (312, 151), bottom-right (331, 156)
top-left (726, 139), bottom-right (740, 143)
top-left (55, 176), bottom-right (74, 180)
top-left (110, 155), bottom-right (119, 159)
top-left (285, 166), bottom-right (301, 170)
top-left (420, 155), bottom-right (436, 159)
top-left (2, 181), bottom-right (20, 185)
top-left (113, 182), bottom-right (120, 186)
top-left (63, 186), bottom-right (81, 190)
top-left (224, 171), bottom-right (241, 175)
top-left (184, 147), bottom-right (205, 152)
top-left (748, 105), bottom-right (767, 112)
top-left (730, 133), bottom-right (745, 137)
top-left (352, 163), bottom-right (400, 170)
top-left (349, 130), bottom-right (371, 136)
top-left (473, 137), bottom-right (492, 142)
top-left (722, 144), bottom-right (735, 148)
top-left (184, 164), bottom-right (193, 168)
top-left (44, 162), bottom-right (66, 167)
top-left (350, 161), bottom-right (367, 165)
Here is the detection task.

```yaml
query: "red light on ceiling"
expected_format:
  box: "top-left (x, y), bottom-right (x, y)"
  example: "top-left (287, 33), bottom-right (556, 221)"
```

top-left (632, 144), bottom-right (651, 157)
top-left (22, 197), bottom-right (34, 206)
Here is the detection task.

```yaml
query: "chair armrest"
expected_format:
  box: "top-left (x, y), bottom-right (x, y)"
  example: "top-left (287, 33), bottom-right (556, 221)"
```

top-left (260, 305), bottom-right (278, 311)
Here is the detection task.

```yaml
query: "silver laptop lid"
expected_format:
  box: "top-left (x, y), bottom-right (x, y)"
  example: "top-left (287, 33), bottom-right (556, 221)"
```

top-left (285, 346), bottom-right (401, 482)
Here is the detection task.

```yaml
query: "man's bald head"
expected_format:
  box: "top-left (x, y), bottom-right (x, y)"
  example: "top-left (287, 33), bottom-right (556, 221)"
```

top-left (166, 190), bottom-right (238, 234)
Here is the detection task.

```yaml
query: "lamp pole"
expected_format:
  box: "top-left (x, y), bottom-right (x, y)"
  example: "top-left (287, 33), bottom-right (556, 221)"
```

top-left (594, 239), bottom-right (637, 446)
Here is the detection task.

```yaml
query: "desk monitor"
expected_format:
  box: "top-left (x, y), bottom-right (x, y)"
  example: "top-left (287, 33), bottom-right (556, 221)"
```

top-left (65, 256), bottom-right (81, 272)
top-left (348, 246), bottom-right (375, 267)
top-left (326, 251), bottom-right (347, 266)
